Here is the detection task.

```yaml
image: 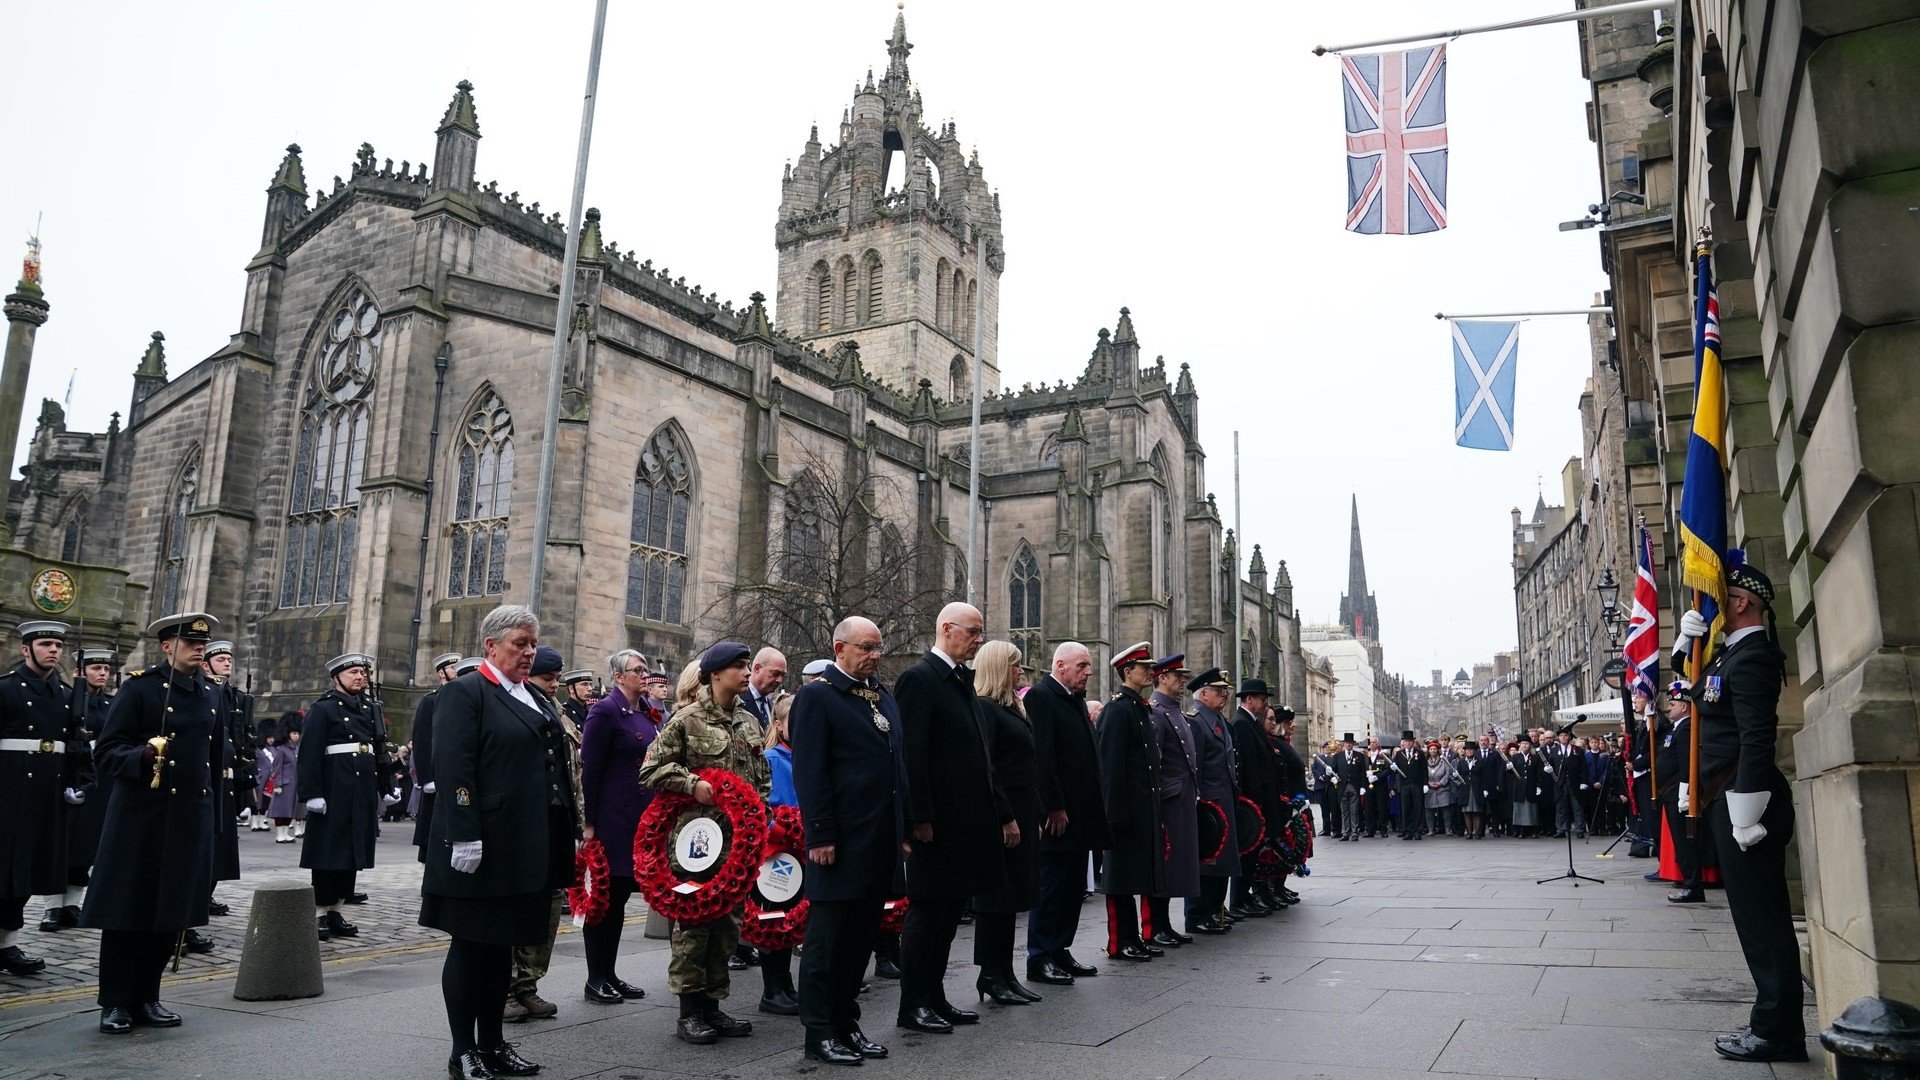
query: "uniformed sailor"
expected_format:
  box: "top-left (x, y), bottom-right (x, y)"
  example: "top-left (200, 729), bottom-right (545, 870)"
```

top-left (0, 620), bottom-right (76, 976)
top-left (40, 647), bottom-right (115, 933)
top-left (412, 652), bottom-right (462, 864)
top-left (202, 641), bottom-right (254, 937)
top-left (298, 652), bottom-right (392, 940)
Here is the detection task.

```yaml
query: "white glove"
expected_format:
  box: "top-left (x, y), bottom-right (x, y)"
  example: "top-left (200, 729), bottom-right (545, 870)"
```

top-left (450, 840), bottom-right (483, 873)
top-left (381, 791), bottom-right (401, 807)
top-left (1727, 790), bottom-right (1770, 850)
top-left (1535, 788), bottom-right (1542, 796)
top-left (64, 787), bottom-right (85, 805)
top-left (1579, 783), bottom-right (1590, 791)
top-left (1676, 782), bottom-right (1689, 813)
top-left (1367, 772), bottom-right (1378, 784)
top-left (306, 797), bottom-right (328, 814)
top-left (1673, 609), bottom-right (1709, 660)
top-left (1543, 764), bottom-right (1555, 775)
top-left (423, 782), bottom-right (436, 794)
top-left (1329, 776), bottom-right (1339, 786)
top-left (238, 806), bottom-right (251, 821)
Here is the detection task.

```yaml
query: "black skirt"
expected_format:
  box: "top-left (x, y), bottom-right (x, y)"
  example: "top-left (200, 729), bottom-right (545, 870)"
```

top-left (972, 785), bottom-right (1040, 913)
top-left (419, 805), bottom-right (573, 945)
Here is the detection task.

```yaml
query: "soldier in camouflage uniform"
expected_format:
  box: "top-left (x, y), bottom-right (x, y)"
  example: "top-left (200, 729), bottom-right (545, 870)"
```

top-left (637, 640), bottom-right (771, 1046)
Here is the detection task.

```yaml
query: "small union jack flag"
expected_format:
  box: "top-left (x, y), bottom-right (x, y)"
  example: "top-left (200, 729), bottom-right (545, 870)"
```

top-left (1342, 44), bottom-right (1449, 235)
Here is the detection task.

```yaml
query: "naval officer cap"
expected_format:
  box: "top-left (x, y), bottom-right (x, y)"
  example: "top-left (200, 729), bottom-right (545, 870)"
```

top-left (1111, 641), bottom-right (1153, 672)
top-left (432, 652), bottom-right (462, 673)
top-left (802, 659), bottom-right (833, 678)
top-left (562, 668), bottom-right (595, 686)
top-left (455, 656), bottom-right (483, 676)
top-left (327, 652), bottom-right (373, 676)
top-left (17, 620), bottom-right (70, 643)
top-left (206, 640), bottom-right (235, 659)
top-left (699, 641), bottom-right (752, 675)
top-left (80, 648), bottom-right (118, 666)
top-left (149, 612), bottom-right (217, 642)
top-left (1184, 666), bottom-right (1231, 694)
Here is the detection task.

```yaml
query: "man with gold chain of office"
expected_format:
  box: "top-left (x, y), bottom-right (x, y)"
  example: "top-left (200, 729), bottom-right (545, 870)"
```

top-left (1669, 561), bottom-right (1805, 1064)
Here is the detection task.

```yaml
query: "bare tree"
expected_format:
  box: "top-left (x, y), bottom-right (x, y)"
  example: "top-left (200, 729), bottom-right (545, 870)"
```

top-left (706, 442), bottom-right (951, 667)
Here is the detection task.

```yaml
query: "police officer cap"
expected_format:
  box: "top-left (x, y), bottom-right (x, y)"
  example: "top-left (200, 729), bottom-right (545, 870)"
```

top-left (150, 612), bottom-right (217, 642)
top-left (79, 649), bottom-right (117, 666)
top-left (699, 640), bottom-right (752, 674)
top-left (17, 620), bottom-right (70, 643)
top-left (455, 656), bottom-right (483, 676)
top-left (1727, 561), bottom-right (1774, 604)
top-left (1150, 653), bottom-right (1188, 679)
top-left (526, 646), bottom-right (563, 678)
top-left (1235, 677), bottom-right (1272, 699)
top-left (802, 659), bottom-right (833, 677)
top-left (206, 640), bottom-right (235, 659)
top-left (562, 668), bottom-right (595, 685)
top-left (1111, 641), bottom-right (1153, 672)
top-left (1184, 666), bottom-right (1230, 693)
top-left (432, 652), bottom-right (462, 672)
top-left (327, 652), bottom-right (373, 676)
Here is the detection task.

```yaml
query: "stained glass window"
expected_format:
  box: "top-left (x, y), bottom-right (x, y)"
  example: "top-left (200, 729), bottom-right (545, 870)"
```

top-left (628, 422), bottom-right (694, 623)
top-left (280, 287), bottom-right (377, 607)
top-left (160, 453), bottom-right (199, 614)
top-left (1009, 545), bottom-right (1042, 658)
top-left (59, 497), bottom-right (87, 562)
top-left (447, 388), bottom-right (513, 598)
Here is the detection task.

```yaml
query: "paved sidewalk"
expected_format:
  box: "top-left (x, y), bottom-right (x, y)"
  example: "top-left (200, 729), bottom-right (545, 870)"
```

top-left (0, 829), bottom-right (1827, 1079)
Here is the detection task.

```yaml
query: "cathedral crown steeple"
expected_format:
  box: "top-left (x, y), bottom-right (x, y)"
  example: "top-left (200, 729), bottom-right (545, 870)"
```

top-left (886, 4), bottom-right (913, 82)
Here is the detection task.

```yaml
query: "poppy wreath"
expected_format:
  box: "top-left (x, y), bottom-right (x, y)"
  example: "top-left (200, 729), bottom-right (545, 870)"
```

top-left (1234, 795), bottom-right (1268, 856)
top-left (1196, 798), bottom-right (1229, 864)
top-left (568, 837), bottom-right (612, 926)
top-left (878, 895), bottom-right (910, 936)
top-left (634, 767), bottom-right (770, 924)
top-left (740, 804), bottom-right (810, 951)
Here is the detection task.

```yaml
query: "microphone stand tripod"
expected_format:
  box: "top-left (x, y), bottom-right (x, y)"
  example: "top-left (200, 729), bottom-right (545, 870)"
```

top-left (1536, 736), bottom-right (1603, 886)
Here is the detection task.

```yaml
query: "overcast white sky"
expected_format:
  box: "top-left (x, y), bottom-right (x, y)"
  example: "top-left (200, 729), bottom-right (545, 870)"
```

top-left (3, 1), bottom-right (1620, 681)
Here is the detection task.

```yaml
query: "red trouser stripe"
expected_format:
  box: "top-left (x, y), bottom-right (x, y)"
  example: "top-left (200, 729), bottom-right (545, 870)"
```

top-left (1106, 895), bottom-right (1122, 955)
top-left (1139, 895), bottom-right (1155, 939)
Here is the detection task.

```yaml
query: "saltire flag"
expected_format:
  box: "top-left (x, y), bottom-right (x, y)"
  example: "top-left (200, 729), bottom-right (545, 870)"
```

top-left (1623, 523), bottom-right (1660, 701)
top-left (1342, 44), bottom-right (1448, 235)
top-left (1677, 242), bottom-right (1728, 650)
top-left (1451, 320), bottom-right (1518, 450)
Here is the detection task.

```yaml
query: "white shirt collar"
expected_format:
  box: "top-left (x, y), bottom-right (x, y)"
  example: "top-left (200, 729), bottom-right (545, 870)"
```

top-left (931, 646), bottom-right (970, 671)
top-left (1723, 625), bottom-right (1765, 650)
top-left (482, 660), bottom-right (539, 709)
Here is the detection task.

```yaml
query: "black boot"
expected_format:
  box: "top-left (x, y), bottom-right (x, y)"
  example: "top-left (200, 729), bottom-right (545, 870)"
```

top-left (872, 934), bottom-right (902, 980)
top-left (974, 970), bottom-right (1028, 1006)
top-left (1003, 966), bottom-right (1042, 1003)
top-left (759, 965), bottom-right (798, 1015)
top-left (0, 945), bottom-right (46, 976)
top-left (675, 994), bottom-right (719, 1045)
top-left (703, 999), bottom-right (754, 1038)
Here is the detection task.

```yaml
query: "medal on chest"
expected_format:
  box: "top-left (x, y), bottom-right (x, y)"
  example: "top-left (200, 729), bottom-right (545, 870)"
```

top-left (1703, 676), bottom-right (1723, 704)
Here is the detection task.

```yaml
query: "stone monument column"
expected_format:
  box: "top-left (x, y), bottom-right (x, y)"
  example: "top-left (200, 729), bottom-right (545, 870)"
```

top-left (1, 244), bottom-right (51, 541)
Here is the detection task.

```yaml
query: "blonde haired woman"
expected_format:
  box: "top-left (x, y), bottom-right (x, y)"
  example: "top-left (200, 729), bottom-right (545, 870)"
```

top-left (969, 640), bottom-right (1043, 1006)
top-left (674, 659), bottom-right (701, 710)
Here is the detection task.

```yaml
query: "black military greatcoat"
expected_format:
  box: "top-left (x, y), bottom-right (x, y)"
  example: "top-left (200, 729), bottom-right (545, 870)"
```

top-left (1095, 686), bottom-right (1163, 896)
top-left (1150, 691), bottom-right (1201, 899)
top-left (298, 688), bottom-right (387, 872)
top-left (1229, 706), bottom-right (1282, 838)
top-left (1187, 702), bottom-right (1240, 878)
top-left (67, 687), bottom-right (113, 871)
top-left (411, 688), bottom-right (440, 858)
top-left (0, 661), bottom-right (76, 897)
top-left (211, 678), bottom-right (254, 882)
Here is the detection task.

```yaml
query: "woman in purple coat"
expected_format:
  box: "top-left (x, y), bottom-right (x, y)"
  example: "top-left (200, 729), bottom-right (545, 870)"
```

top-left (265, 713), bottom-right (304, 843)
top-left (578, 649), bottom-right (661, 1004)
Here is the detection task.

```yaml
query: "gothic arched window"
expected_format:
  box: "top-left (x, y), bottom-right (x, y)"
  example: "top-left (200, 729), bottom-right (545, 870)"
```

top-left (59, 495), bottom-right (88, 562)
top-left (280, 286), bottom-right (377, 607)
top-left (813, 261), bottom-right (834, 332)
top-left (949, 355), bottom-right (968, 402)
top-left (952, 269), bottom-right (967, 336)
top-left (934, 258), bottom-right (952, 332)
top-left (447, 387), bottom-right (514, 598)
top-left (965, 277), bottom-right (978, 342)
top-left (863, 251), bottom-right (884, 323)
top-left (838, 256), bottom-right (858, 327)
top-left (1039, 433), bottom-right (1060, 467)
top-left (1009, 544), bottom-right (1042, 657)
top-left (160, 451), bottom-right (200, 614)
top-left (628, 422), bottom-right (695, 624)
top-left (1152, 446), bottom-right (1175, 597)
top-left (782, 472), bottom-right (828, 583)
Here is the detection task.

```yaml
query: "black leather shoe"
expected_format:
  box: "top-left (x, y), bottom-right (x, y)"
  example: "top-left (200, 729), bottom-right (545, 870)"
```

top-left (134, 1002), bottom-right (183, 1027)
top-left (933, 1002), bottom-right (979, 1024)
top-left (842, 1028), bottom-right (888, 1058)
top-left (448, 1050), bottom-right (495, 1079)
top-left (1279, 888), bottom-right (1301, 904)
top-left (325, 910), bottom-right (359, 937)
top-left (1054, 951), bottom-right (1097, 976)
top-left (1147, 930), bottom-right (1184, 949)
top-left (1026, 958), bottom-right (1075, 985)
top-left (1109, 943), bottom-right (1152, 962)
top-left (345, 892), bottom-right (369, 905)
top-left (207, 901), bottom-right (231, 917)
top-left (482, 1043), bottom-right (540, 1076)
top-left (759, 990), bottom-right (799, 1015)
top-left (61, 905), bottom-right (80, 928)
top-left (873, 955), bottom-right (903, 979)
top-left (704, 1005), bottom-right (753, 1038)
top-left (1667, 889), bottom-right (1706, 904)
top-left (99, 1006), bottom-right (133, 1034)
top-left (316, 916), bottom-right (330, 941)
top-left (184, 929), bottom-right (215, 954)
top-left (805, 1038), bottom-right (864, 1066)
top-left (897, 1006), bottom-right (953, 1033)
top-left (975, 974), bottom-right (1027, 1006)
top-left (38, 907), bottom-right (66, 933)
top-left (675, 1015), bottom-right (720, 1045)
top-left (1138, 941), bottom-right (1166, 957)
top-left (1166, 928), bottom-right (1195, 945)
top-left (1219, 907), bottom-right (1246, 922)
top-left (584, 979), bottom-right (622, 1004)
top-left (1189, 917), bottom-right (1230, 935)
top-left (0, 945), bottom-right (46, 976)
top-left (1713, 1031), bottom-right (1807, 1062)
top-left (610, 977), bottom-right (646, 1000)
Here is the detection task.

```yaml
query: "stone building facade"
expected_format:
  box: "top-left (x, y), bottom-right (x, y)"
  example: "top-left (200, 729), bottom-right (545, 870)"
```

top-left (2, 14), bottom-right (1303, 722)
top-left (1511, 467), bottom-right (1592, 726)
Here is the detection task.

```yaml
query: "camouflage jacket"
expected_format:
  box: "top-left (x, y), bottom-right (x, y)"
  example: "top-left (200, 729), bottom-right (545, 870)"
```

top-left (637, 686), bottom-right (770, 799)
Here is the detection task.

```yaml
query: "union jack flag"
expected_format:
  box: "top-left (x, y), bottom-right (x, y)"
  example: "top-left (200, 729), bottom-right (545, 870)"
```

top-left (1342, 44), bottom-right (1449, 235)
top-left (1622, 524), bottom-right (1661, 701)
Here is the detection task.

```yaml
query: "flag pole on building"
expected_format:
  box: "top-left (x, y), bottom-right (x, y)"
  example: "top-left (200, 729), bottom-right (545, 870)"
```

top-left (527, 0), bottom-right (610, 615)
top-left (1311, 0), bottom-right (1672, 56)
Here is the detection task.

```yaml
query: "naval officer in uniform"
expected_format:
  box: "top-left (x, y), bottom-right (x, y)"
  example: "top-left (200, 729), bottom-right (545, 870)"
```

top-left (299, 652), bottom-right (392, 941)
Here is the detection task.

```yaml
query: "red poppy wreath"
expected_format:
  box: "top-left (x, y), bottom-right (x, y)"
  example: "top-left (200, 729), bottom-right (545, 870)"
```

top-left (879, 894), bottom-right (910, 936)
top-left (635, 767), bottom-right (769, 923)
top-left (1234, 795), bottom-right (1268, 856)
top-left (568, 837), bottom-right (612, 926)
top-left (740, 804), bottom-right (810, 950)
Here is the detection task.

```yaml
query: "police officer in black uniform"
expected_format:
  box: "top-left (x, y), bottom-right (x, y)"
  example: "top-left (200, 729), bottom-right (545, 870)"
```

top-left (1671, 563), bottom-right (1806, 1063)
top-left (81, 612), bottom-right (222, 1034)
top-left (299, 652), bottom-right (392, 941)
top-left (0, 620), bottom-right (77, 976)
top-left (412, 652), bottom-right (461, 864)
top-left (42, 647), bottom-right (115, 932)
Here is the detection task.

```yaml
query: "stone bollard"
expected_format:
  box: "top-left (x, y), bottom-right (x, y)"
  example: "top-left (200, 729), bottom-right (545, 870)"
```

top-left (644, 905), bottom-right (670, 940)
top-left (232, 882), bottom-right (325, 1001)
top-left (1821, 996), bottom-right (1920, 1080)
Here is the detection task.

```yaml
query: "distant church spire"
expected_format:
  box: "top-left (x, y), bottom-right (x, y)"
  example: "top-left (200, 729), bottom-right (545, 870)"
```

top-left (886, 3), bottom-right (912, 82)
top-left (1339, 495), bottom-right (1380, 642)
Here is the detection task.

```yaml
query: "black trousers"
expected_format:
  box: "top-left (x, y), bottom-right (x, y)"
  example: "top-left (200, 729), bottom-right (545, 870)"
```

top-left (801, 896), bottom-right (882, 1041)
top-left (1365, 789), bottom-right (1391, 834)
top-left (1399, 787), bottom-right (1426, 836)
top-left (971, 910), bottom-right (1016, 973)
top-left (582, 875), bottom-right (636, 984)
top-left (897, 896), bottom-right (964, 1013)
top-left (97, 929), bottom-right (174, 1008)
top-left (1027, 847), bottom-right (1084, 959)
top-left (1104, 893), bottom-right (1142, 953)
top-left (0, 895), bottom-right (26, 932)
top-left (312, 868), bottom-right (357, 907)
top-left (1138, 895), bottom-right (1173, 939)
top-left (1192, 877), bottom-right (1229, 927)
top-left (1709, 783), bottom-right (1804, 1044)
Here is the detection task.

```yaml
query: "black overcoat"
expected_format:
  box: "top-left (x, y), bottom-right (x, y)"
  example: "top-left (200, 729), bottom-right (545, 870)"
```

top-left (297, 688), bottom-right (386, 872)
top-left (1229, 706), bottom-right (1282, 831)
top-left (79, 664), bottom-right (217, 932)
top-left (974, 698), bottom-right (1040, 912)
top-left (1095, 686), bottom-right (1163, 896)
top-left (1151, 692), bottom-right (1201, 899)
top-left (789, 664), bottom-right (906, 902)
top-left (1187, 703), bottom-right (1240, 877)
top-left (212, 679), bottom-right (253, 882)
top-left (895, 652), bottom-right (1007, 900)
top-left (0, 662), bottom-right (76, 896)
top-left (411, 688), bottom-right (439, 857)
top-left (67, 688), bottom-right (112, 869)
top-left (1026, 674), bottom-right (1110, 854)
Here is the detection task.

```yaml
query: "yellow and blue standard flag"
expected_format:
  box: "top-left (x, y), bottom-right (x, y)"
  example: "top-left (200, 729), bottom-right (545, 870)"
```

top-left (1678, 242), bottom-right (1727, 634)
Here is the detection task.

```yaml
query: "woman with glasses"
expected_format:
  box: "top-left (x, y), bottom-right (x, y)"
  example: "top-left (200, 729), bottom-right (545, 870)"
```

top-left (970, 640), bottom-right (1043, 1006)
top-left (578, 649), bottom-right (662, 1005)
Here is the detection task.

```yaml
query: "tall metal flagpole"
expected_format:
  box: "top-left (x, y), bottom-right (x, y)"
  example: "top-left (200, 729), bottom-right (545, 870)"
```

top-left (1233, 431), bottom-right (1244, 684)
top-left (1312, 0), bottom-right (1671, 56)
top-left (527, 0), bottom-right (610, 615)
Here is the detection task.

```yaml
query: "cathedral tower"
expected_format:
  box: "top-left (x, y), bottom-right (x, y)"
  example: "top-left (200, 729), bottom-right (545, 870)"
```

top-left (774, 9), bottom-right (1004, 397)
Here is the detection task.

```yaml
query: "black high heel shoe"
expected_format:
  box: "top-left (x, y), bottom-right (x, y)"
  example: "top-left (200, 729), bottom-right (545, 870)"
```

top-left (1003, 971), bottom-right (1042, 1003)
top-left (974, 973), bottom-right (1028, 1006)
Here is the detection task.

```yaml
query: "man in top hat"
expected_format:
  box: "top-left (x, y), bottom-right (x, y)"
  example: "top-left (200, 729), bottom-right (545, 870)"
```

top-left (1142, 655), bottom-right (1199, 949)
top-left (0, 620), bottom-right (76, 976)
top-left (561, 669), bottom-right (596, 731)
top-left (1393, 730), bottom-right (1429, 840)
top-left (1333, 733), bottom-right (1366, 841)
top-left (1228, 679), bottom-right (1281, 915)
top-left (81, 613), bottom-right (222, 1033)
top-left (1183, 667), bottom-right (1239, 934)
top-left (42, 647), bottom-right (117, 933)
top-left (1095, 642), bottom-right (1163, 962)
top-left (299, 652), bottom-right (392, 941)
top-left (412, 652), bottom-right (462, 863)
top-left (203, 641), bottom-right (255, 924)
top-left (1671, 561), bottom-right (1806, 1063)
